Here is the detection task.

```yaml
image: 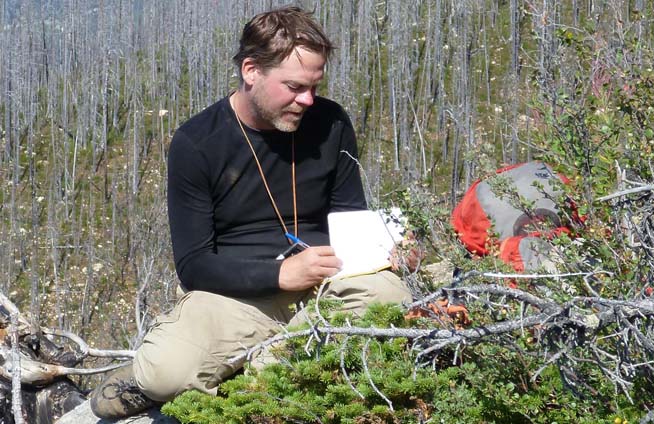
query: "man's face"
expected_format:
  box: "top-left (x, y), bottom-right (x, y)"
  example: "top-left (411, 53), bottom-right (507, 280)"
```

top-left (248, 47), bottom-right (325, 132)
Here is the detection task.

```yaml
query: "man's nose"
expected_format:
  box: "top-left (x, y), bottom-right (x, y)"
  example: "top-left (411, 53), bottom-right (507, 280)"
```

top-left (295, 89), bottom-right (314, 107)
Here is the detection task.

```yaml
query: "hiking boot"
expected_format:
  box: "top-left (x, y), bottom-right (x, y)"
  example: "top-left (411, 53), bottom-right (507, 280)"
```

top-left (90, 364), bottom-right (155, 419)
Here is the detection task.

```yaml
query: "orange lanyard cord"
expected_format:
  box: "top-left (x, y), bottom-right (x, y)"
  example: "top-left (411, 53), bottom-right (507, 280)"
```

top-left (291, 138), bottom-right (297, 237)
top-left (234, 113), bottom-right (298, 241)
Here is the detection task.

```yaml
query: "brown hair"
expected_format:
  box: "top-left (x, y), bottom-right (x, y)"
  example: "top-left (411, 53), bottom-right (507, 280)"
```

top-left (232, 6), bottom-right (334, 83)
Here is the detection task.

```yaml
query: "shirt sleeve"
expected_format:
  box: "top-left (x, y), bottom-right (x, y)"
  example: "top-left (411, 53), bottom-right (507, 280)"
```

top-left (329, 111), bottom-right (368, 212)
top-left (167, 131), bottom-right (281, 297)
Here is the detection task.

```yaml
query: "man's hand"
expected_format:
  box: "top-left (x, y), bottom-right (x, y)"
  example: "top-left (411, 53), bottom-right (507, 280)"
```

top-left (279, 246), bottom-right (342, 291)
top-left (390, 231), bottom-right (424, 273)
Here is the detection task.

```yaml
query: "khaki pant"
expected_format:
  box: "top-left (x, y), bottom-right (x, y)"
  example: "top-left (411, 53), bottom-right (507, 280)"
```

top-left (132, 271), bottom-right (411, 402)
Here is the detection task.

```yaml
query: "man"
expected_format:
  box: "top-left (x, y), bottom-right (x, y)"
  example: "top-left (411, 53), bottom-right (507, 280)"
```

top-left (90, 6), bottom-right (412, 419)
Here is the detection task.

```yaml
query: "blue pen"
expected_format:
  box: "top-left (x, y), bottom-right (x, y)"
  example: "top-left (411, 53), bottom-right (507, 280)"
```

top-left (285, 232), bottom-right (310, 248)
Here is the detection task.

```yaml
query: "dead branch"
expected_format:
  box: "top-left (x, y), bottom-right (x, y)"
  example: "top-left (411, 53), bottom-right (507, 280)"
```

top-left (222, 280), bottom-right (654, 408)
top-left (596, 184), bottom-right (654, 202)
top-left (227, 292), bottom-right (643, 366)
top-left (0, 291), bottom-right (134, 387)
top-left (339, 335), bottom-right (364, 400)
top-left (42, 327), bottom-right (135, 359)
top-left (0, 346), bottom-right (127, 386)
top-left (362, 338), bottom-right (393, 411)
top-left (10, 312), bottom-right (24, 424)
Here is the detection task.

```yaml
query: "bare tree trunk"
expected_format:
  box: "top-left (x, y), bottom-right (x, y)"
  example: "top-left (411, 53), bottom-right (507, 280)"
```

top-left (509, 0), bottom-right (520, 164)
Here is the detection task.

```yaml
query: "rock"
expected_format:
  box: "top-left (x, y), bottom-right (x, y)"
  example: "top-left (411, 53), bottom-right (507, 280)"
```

top-left (55, 400), bottom-right (179, 424)
top-left (423, 260), bottom-right (455, 285)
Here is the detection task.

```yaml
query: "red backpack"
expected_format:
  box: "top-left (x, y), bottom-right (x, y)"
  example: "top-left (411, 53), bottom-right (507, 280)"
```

top-left (451, 162), bottom-right (571, 271)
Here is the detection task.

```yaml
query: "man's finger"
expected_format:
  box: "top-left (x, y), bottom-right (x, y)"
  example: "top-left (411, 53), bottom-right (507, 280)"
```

top-left (317, 255), bottom-right (342, 269)
top-left (309, 245), bottom-right (336, 256)
top-left (320, 264), bottom-right (343, 277)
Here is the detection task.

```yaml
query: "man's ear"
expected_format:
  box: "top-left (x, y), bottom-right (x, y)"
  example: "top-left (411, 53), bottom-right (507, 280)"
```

top-left (241, 58), bottom-right (259, 87)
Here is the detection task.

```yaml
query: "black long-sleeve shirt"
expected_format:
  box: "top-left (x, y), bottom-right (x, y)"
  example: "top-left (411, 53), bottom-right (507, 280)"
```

top-left (167, 96), bottom-right (367, 297)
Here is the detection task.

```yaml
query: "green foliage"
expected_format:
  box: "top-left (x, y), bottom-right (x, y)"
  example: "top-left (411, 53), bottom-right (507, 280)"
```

top-left (526, 15), bottom-right (654, 298)
top-left (161, 304), bottom-right (643, 423)
top-left (535, 20), bottom-right (654, 200)
top-left (377, 184), bottom-right (456, 266)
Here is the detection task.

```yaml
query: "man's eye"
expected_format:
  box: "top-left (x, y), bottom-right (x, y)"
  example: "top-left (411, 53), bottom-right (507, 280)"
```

top-left (287, 84), bottom-right (302, 91)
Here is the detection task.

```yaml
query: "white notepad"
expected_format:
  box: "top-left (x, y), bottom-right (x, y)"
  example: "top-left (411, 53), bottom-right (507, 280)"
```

top-left (327, 208), bottom-right (405, 280)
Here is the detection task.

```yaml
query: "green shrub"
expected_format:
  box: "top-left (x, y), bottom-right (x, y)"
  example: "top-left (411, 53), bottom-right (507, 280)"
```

top-left (161, 304), bottom-right (642, 423)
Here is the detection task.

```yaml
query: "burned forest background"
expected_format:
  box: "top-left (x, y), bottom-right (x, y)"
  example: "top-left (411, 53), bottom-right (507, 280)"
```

top-left (3, 0), bottom-right (654, 422)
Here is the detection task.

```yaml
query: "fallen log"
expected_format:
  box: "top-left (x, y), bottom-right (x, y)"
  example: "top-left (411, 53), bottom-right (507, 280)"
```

top-left (0, 292), bottom-right (135, 423)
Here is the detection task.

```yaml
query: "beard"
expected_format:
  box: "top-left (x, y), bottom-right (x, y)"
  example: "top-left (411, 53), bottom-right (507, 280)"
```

top-left (250, 87), bottom-right (304, 132)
